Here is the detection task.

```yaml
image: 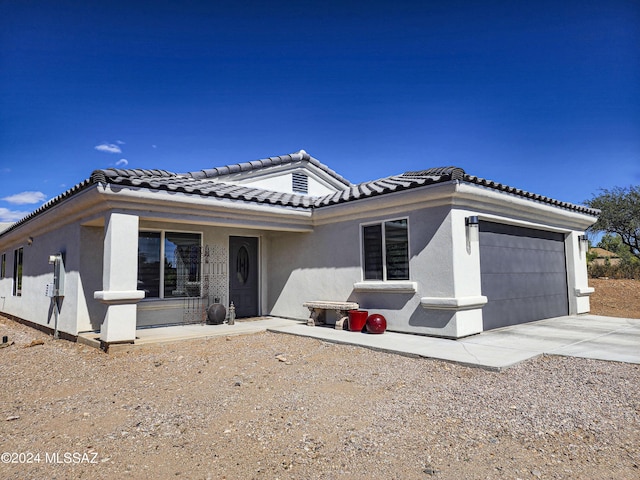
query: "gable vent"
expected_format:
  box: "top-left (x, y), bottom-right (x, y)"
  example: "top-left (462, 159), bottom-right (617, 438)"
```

top-left (292, 172), bottom-right (308, 194)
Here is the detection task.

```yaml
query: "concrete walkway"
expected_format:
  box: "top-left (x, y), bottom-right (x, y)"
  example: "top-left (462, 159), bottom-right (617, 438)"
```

top-left (78, 315), bottom-right (640, 370)
top-left (77, 317), bottom-right (300, 350)
top-left (270, 315), bottom-right (640, 370)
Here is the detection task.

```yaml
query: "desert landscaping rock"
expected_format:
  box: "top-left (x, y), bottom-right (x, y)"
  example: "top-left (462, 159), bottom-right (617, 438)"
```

top-left (1, 280), bottom-right (639, 479)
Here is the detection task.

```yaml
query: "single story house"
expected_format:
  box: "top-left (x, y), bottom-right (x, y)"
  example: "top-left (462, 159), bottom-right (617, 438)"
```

top-left (0, 150), bottom-right (597, 344)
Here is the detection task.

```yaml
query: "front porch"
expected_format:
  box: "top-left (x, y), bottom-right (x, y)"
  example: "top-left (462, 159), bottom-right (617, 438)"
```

top-left (78, 316), bottom-right (303, 352)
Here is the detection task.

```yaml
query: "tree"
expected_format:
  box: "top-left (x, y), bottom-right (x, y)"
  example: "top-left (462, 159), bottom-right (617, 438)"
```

top-left (586, 185), bottom-right (640, 260)
top-left (597, 233), bottom-right (638, 264)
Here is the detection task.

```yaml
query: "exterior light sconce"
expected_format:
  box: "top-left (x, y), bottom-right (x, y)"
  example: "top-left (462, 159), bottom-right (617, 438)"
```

top-left (465, 216), bottom-right (479, 253)
top-left (465, 216), bottom-right (479, 227)
top-left (578, 234), bottom-right (589, 253)
top-left (27, 237), bottom-right (34, 246)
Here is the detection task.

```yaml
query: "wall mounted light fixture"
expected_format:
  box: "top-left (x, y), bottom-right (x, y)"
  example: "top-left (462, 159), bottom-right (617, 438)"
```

top-left (27, 237), bottom-right (33, 246)
top-left (465, 216), bottom-right (480, 253)
top-left (577, 234), bottom-right (589, 252)
top-left (465, 216), bottom-right (479, 227)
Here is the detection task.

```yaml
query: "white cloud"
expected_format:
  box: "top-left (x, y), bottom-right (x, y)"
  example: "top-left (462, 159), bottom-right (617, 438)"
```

top-left (1, 191), bottom-right (47, 205)
top-left (94, 143), bottom-right (122, 154)
top-left (0, 207), bottom-right (30, 222)
top-left (116, 140), bottom-right (126, 145)
top-left (151, 144), bottom-right (157, 149)
top-left (116, 158), bottom-right (129, 167)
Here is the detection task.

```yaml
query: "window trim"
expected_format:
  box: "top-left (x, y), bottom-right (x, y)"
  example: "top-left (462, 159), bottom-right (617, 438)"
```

top-left (1, 252), bottom-right (5, 279)
top-left (138, 229), bottom-right (203, 300)
top-left (359, 217), bottom-right (410, 282)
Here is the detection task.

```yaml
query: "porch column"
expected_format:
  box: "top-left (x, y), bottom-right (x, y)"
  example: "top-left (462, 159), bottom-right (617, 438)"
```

top-left (94, 212), bottom-right (145, 343)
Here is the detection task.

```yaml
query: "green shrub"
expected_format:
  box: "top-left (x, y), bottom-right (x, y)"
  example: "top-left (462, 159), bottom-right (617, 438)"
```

top-left (588, 260), bottom-right (640, 279)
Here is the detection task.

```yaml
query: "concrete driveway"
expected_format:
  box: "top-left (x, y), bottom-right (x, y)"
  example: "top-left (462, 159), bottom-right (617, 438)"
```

top-left (459, 315), bottom-right (640, 367)
top-left (272, 314), bottom-right (640, 370)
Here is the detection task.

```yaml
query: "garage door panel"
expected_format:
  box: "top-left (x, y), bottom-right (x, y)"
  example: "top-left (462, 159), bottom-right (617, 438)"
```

top-left (481, 272), bottom-right (568, 300)
top-left (484, 294), bottom-right (569, 328)
top-left (481, 247), bottom-right (567, 274)
top-left (480, 221), bottom-right (568, 331)
top-left (480, 232), bottom-right (565, 250)
top-left (480, 222), bottom-right (565, 242)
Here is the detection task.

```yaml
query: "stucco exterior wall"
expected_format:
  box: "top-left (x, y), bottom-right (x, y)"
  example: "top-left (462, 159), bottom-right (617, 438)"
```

top-left (0, 221), bottom-right (82, 336)
top-left (240, 173), bottom-right (336, 196)
top-left (78, 226), bottom-right (106, 332)
top-left (266, 204), bottom-right (484, 337)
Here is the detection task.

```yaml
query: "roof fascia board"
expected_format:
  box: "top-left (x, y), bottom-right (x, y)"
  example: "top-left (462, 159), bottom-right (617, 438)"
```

top-left (452, 182), bottom-right (598, 230)
top-left (96, 184), bottom-right (314, 231)
top-left (0, 186), bottom-right (105, 246)
top-left (311, 179), bottom-right (598, 229)
top-left (312, 182), bottom-right (458, 225)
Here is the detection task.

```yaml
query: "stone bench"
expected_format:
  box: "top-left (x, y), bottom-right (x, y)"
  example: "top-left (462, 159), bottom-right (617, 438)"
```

top-left (303, 301), bottom-right (359, 330)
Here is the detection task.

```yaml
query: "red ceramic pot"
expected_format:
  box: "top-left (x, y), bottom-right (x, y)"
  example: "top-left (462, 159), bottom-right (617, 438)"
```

top-left (366, 314), bottom-right (387, 334)
top-left (348, 310), bottom-right (368, 332)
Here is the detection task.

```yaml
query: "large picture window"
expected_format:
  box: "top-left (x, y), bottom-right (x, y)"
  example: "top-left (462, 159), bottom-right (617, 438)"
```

top-left (13, 247), bottom-right (23, 296)
top-left (138, 231), bottom-right (201, 298)
top-left (362, 219), bottom-right (409, 281)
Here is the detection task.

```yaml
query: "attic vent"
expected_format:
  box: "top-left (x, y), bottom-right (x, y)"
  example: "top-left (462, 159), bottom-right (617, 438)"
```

top-left (292, 172), bottom-right (308, 194)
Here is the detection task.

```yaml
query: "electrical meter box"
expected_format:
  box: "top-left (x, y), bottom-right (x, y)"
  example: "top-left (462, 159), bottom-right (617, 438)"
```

top-left (47, 253), bottom-right (66, 297)
top-left (45, 283), bottom-right (55, 297)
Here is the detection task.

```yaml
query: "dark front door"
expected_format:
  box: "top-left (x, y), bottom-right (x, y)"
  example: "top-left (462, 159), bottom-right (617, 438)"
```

top-left (229, 236), bottom-right (259, 318)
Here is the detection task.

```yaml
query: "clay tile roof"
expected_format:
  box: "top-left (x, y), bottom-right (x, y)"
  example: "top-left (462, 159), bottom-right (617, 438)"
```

top-left (186, 150), bottom-right (352, 187)
top-left (0, 153), bottom-right (599, 237)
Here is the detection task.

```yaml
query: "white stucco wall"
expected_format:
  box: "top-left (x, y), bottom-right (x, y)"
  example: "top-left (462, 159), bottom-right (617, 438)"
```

top-left (266, 204), bottom-right (484, 337)
top-left (0, 222), bottom-right (83, 336)
top-left (566, 231), bottom-right (594, 314)
top-left (238, 172), bottom-right (337, 196)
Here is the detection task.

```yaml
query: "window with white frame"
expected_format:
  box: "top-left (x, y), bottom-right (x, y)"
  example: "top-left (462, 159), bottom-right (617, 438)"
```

top-left (13, 247), bottom-right (23, 296)
top-left (362, 218), bottom-right (409, 280)
top-left (138, 231), bottom-right (202, 298)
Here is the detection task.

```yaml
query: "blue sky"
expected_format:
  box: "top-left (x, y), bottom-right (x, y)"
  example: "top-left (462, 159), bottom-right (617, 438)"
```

top-left (1, 0), bottom-right (639, 223)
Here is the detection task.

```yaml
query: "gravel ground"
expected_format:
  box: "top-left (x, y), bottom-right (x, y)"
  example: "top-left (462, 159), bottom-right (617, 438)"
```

top-left (589, 278), bottom-right (640, 319)
top-left (1, 314), bottom-right (639, 480)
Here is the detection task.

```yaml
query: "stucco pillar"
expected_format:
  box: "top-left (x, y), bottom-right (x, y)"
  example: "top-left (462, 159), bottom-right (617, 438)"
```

top-left (94, 212), bottom-right (145, 343)
top-left (419, 210), bottom-right (487, 337)
top-left (566, 231), bottom-right (594, 315)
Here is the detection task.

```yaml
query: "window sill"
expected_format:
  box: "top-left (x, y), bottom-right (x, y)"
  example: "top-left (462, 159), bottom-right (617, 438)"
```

top-left (353, 281), bottom-right (417, 293)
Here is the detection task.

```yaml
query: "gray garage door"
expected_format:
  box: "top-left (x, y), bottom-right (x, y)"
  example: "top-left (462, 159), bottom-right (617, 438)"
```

top-left (479, 221), bottom-right (569, 330)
